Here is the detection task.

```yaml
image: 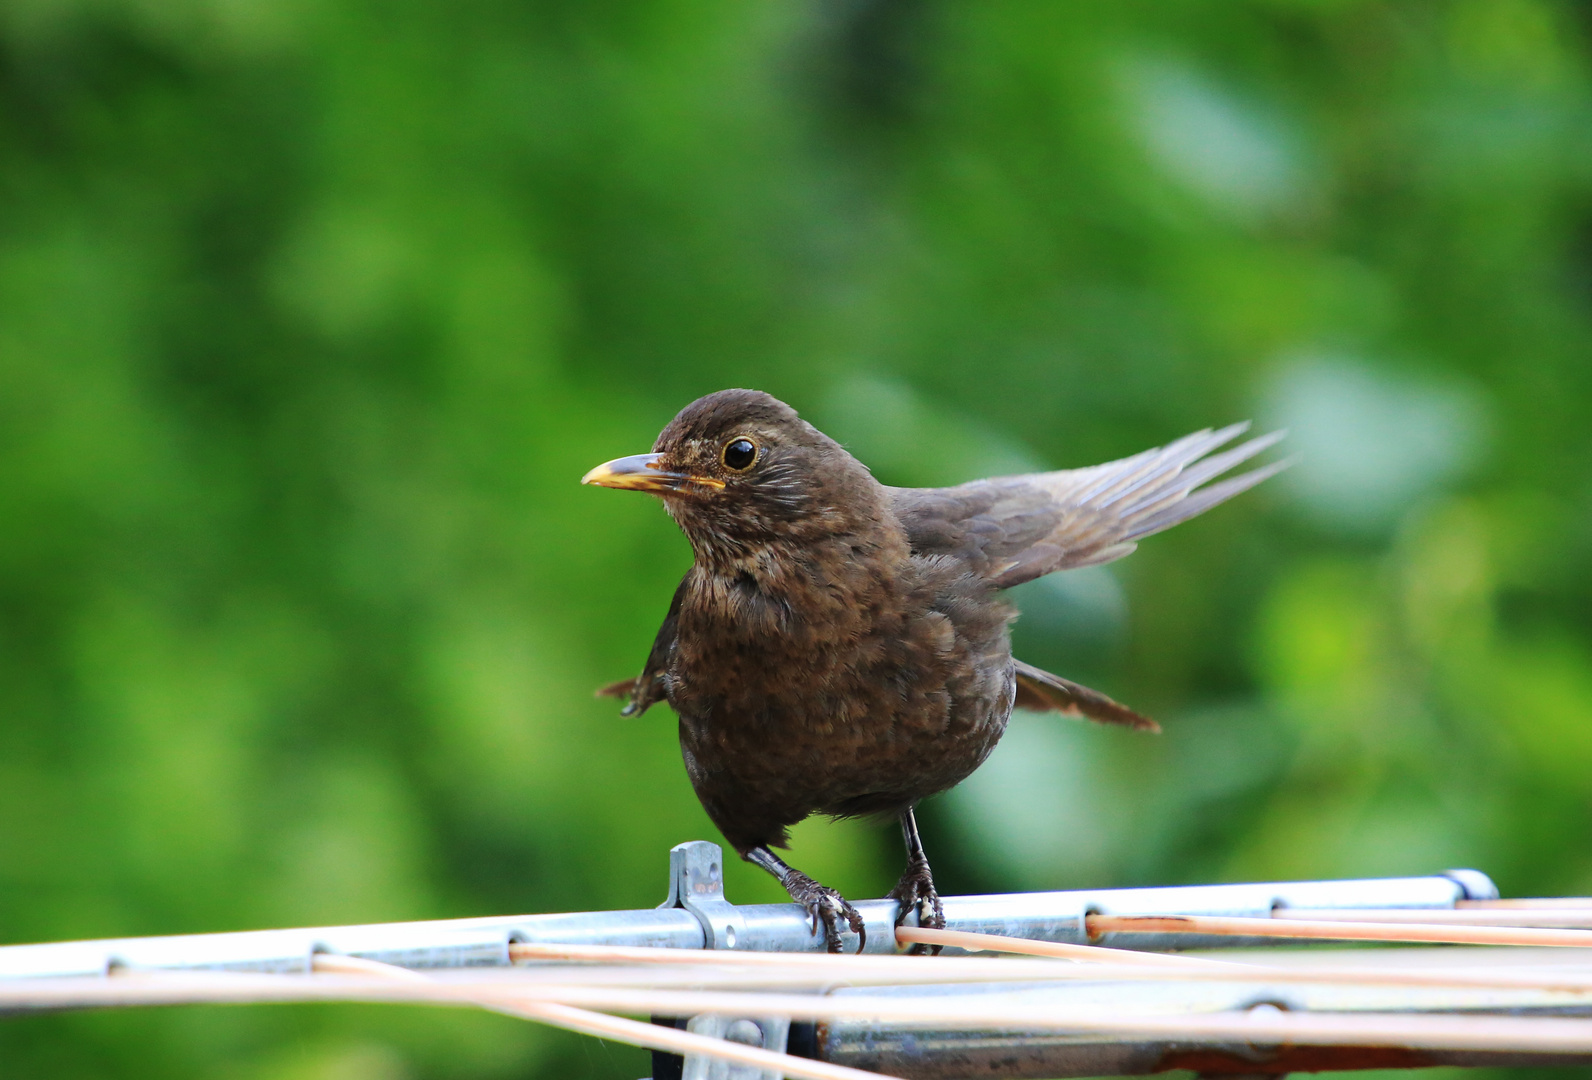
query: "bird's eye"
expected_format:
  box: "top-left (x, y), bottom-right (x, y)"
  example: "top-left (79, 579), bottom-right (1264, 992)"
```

top-left (721, 437), bottom-right (758, 471)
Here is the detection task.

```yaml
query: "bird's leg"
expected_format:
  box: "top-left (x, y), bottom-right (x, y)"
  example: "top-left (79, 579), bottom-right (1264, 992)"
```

top-left (745, 846), bottom-right (866, 954)
top-left (888, 806), bottom-right (946, 956)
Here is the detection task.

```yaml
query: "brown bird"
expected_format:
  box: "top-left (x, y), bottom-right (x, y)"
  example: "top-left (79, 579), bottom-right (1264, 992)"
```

top-left (584, 389), bottom-right (1283, 952)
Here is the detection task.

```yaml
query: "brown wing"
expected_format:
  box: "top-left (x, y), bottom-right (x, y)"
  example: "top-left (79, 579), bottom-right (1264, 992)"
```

top-left (891, 423), bottom-right (1287, 589)
top-left (595, 580), bottom-right (684, 717)
top-left (1012, 659), bottom-right (1159, 732)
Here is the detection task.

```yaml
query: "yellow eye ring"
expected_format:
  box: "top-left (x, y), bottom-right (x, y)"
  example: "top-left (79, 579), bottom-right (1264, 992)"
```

top-left (721, 437), bottom-right (758, 471)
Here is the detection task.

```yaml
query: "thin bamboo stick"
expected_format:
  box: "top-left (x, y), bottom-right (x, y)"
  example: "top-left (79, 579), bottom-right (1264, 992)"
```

top-left (895, 927), bottom-right (1592, 992)
top-left (1462, 899), bottom-right (1592, 910)
top-left (1281, 908), bottom-right (1592, 927)
top-left (894, 925), bottom-right (1248, 967)
top-left (453, 952), bottom-right (1592, 995)
top-left (1, 970), bottom-right (462, 1009)
top-left (266, 970), bottom-right (1592, 1053)
top-left (508, 940), bottom-right (1111, 975)
top-left (309, 967), bottom-right (1592, 1054)
top-left (504, 987), bottom-right (1592, 1052)
top-left (7, 944), bottom-right (1591, 1004)
top-left (483, 999), bottom-right (895, 1080)
top-left (312, 954), bottom-right (431, 981)
top-left (12, 966), bottom-right (1592, 1055)
top-left (314, 953), bottom-right (894, 1080)
top-left (479, 934), bottom-right (1592, 996)
top-left (470, 952), bottom-right (1592, 996)
top-left (1086, 913), bottom-right (1592, 947)
top-left (510, 938), bottom-right (1239, 973)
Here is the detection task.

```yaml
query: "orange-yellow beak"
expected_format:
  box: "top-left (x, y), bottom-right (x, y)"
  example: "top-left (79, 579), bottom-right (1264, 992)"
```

top-left (581, 452), bottom-right (723, 494)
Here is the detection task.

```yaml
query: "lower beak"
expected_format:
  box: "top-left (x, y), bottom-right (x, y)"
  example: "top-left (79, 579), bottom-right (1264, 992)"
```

top-left (581, 453), bottom-right (722, 494)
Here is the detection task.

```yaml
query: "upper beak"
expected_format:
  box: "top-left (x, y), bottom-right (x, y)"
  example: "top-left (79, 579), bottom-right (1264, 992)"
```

top-left (580, 452), bottom-right (723, 494)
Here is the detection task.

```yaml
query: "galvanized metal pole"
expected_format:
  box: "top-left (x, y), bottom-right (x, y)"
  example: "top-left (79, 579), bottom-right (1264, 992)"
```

top-left (0, 840), bottom-right (1496, 980)
top-left (0, 841), bottom-right (1526, 1080)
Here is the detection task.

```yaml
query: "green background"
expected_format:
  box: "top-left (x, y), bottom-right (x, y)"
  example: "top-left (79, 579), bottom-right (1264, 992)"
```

top-left (3, 1), bottom-right (1591, 1077)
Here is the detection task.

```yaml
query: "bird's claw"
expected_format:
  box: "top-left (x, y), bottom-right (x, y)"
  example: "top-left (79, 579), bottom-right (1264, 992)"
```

top-left (889, 853), bottom-right (945, 955)
top-left (782, 870), bottom-right (866, 954)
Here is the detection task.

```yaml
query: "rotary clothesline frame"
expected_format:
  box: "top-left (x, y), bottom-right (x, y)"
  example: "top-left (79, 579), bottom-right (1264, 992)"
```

top-left (6, 841), bottom-right (1592, 1079)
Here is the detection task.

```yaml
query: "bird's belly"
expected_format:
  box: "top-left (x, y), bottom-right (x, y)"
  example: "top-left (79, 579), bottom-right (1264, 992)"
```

top-left (665, 556), bottom-right (1017, 849)
top-left (669, 635), bottom-right (1015, 846)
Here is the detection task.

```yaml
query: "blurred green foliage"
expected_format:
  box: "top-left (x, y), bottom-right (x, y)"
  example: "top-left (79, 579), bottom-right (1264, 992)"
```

top-left (2, 1), bottom-right (1592, 1077)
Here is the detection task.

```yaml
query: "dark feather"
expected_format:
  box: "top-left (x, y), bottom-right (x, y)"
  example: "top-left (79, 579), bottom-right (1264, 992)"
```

top-left (595, 676), bottom-right (640, 700)
top-left (597, 581), bottom-right (684, 717)
top-left (1012, 658), bottom-right (1159, 732)
top-left (892, 424), bottom-right (1288, 589)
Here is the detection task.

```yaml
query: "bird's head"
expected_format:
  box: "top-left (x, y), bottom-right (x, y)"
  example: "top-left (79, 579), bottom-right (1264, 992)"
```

top-left (582, 389), bottom-right (882, 561)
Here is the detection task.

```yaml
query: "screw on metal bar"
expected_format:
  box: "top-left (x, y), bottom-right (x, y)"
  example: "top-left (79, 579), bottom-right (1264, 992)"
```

top-left (658, 841), bottom-right (744, 950)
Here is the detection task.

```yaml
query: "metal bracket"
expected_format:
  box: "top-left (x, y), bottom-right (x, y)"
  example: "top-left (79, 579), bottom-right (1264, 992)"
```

top-left (682, 1014), bottom-right (791, 1080)
top-left (658, 840), bottom-right (744, 950)
top-left (656, 844), bottom-right (776, 1079)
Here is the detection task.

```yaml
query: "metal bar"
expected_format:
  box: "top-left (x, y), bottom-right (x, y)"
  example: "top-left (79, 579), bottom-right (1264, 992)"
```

top-left (818, 974), bottom-right (1592, 1080)
top-left (8, 961), bottom-right (1592, 1078)
top-left (0, 842), bottom-right (1495, 980)
top-left (0, 909), bottom-right (703, 980)
top-left (16, 842), bottom-right (1592, 1080)
top-left (822, 1030), bottom-right (1592, 1079)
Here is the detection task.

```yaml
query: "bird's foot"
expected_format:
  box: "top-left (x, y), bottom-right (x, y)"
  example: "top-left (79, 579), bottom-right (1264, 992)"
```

top-left (781, 869), bottom-right (866, 954)
top-left (889, 854), bottom-right (945, 955)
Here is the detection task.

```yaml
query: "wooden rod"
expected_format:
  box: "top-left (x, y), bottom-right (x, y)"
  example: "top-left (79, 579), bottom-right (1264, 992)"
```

top-left (509, 940), bottom-right (1125, 976)
top-left (461, 951), bottom-right (1592, 995)
top-left (311, 954), bottom-right (431, 982)
top-left (382, 976), bottom-right (1592, 1054)
top-left (314, 952), bottom-right (892, 1080)
top-left (1461, 898), bottom-right (1592, 910)
top-left (1280, 908), bottom-right (1592, 927)
top-left (896, 926), bottom-right (1592, 992)
top-left (894, 926), bottom-right (1249, 967)
top-left (484, 1000), bottom-right (894, 1080)
top-left (1087, 913), bottom-right (1592, 947)
top-left (10, 967), bottom-right (1592, 1054)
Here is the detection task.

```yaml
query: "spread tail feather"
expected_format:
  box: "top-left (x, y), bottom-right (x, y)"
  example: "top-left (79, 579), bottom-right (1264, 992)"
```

top-left (595, 675), bottom-right (664, 717)
top-left (595, 677), bottom-right (638, 700)
top-left (1012, 659), bottom-right (1159, 732)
